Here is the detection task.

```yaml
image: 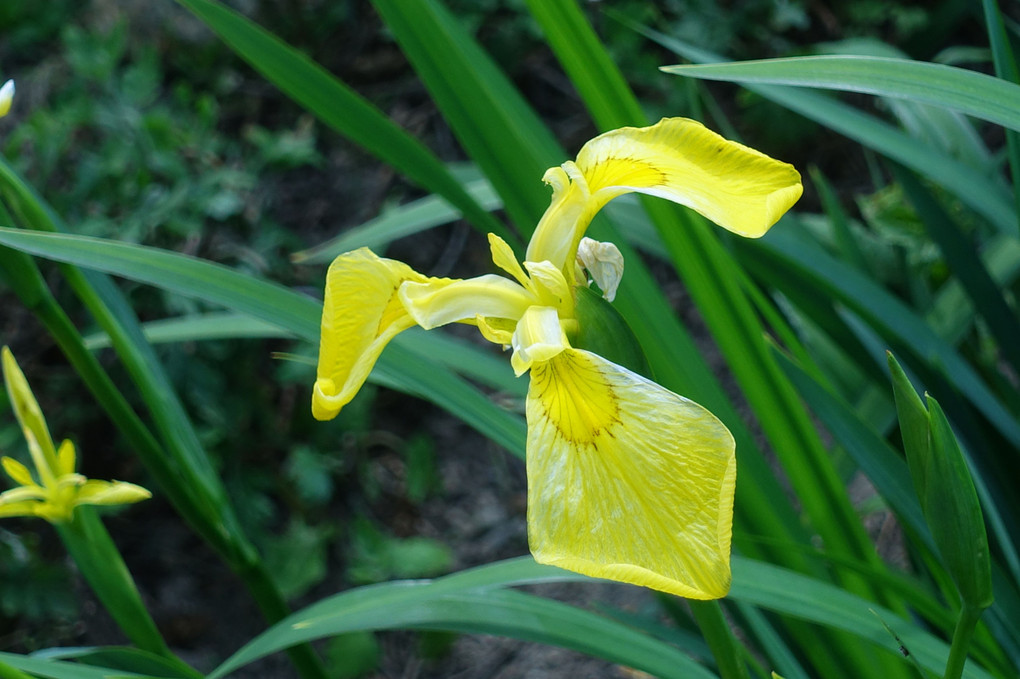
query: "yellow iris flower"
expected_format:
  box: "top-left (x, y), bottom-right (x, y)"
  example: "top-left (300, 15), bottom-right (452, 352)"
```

top-left (313, 118), bottom-right (802, 598)
top-left (1, 347), bottom-right (151, 524)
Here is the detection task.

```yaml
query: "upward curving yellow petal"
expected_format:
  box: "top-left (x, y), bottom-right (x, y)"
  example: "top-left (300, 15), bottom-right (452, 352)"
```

top-left (313, 248), bottom-right (438, 421)
top-left (525, 349), bottom-right (736, 599)
top-left (2, 347), bottom-right (58, 468)
top-left (576, 117), bottom-right (802, 238)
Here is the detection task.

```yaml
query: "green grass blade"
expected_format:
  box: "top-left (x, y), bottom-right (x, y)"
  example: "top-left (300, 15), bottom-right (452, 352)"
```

top-left (729, 558), bottom-right (997, 679)
top-left (662, 56), bottom-right (1020, 133)
top-left (82, 311), bottom-right (296, 349)
top-left (173, 0), bottom-right (514, 247)
top-left (982, 0), bottom-right (1020, 235)
top-left (0, 227), bottom-right (527, 457)
top-left (369, 0), bottom-right (562, 232)
top-left (633, 26), bottom-right (1018, 236)
top-left (209, 559), bottom-right (713, 679)
top-left (0, 652), bottom-right (167, 679)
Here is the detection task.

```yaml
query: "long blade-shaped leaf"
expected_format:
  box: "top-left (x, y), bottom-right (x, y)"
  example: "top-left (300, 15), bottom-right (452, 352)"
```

top-left (633, 25), bottom-right (1018, 236)
top-left (662, 56), bottom-right (1020, 133)
top-left (210, 559), bottom-right (712, 679)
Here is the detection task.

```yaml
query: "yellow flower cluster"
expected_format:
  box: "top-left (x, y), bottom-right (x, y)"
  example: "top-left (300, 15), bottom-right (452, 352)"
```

top-left (0, 347), bottom-right (150, 524)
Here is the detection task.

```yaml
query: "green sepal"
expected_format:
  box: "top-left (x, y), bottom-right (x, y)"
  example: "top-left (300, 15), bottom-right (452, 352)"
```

top-left (925, 396), bottom-right (993, 610)
top-left (886, 353), bottom-right (931, 502)
top-left (887, 353), bottom-right (993, 610)
top-left (572, 286), bottom-right (652, 379)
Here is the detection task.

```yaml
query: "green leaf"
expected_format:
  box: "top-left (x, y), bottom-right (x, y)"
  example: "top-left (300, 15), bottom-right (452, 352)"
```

top-left (369, 0), bottom-right (562, 233)
top-left (887, 353), bottom-right (933, 505)
top-left (635, 27), bottom-right (1018, 236)
top-left (173, 0), bottom-right (514, 247)
top-left (0, 651), bottom-right (167, 679)
top-left (662, 56), bottom-right (1020, 133)
top-left (925, 397), bottom-right (994, 610)
top-left (729, 558), bottom-right (996, 679)
top-left (82, 311), bottom-right (296, 349)
top-left (209, 559), bottom-right (715, 679)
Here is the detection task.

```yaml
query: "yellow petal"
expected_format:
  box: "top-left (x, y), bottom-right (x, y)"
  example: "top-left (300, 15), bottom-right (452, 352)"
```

top-left (576, 117), bottom-right (802, 238)
top-left (476, 316), bottom-right (515, 346)
top-left (525, 349), bottom-right (735, 599)
top-left (0, 80), bottom-right (13, 118)
top-left (0, 500), bottom-right (40, 518)
top-left (56, 439), bottom-right (77, 477)
top-left (314, 248), bottom-right (431, 421)
top-left (400, 275), bottom-right (535, 330)
top-left (0, 484), bottom-right (46, 504)
top-left (2, 347), bottom-right (58, 466)
top-left (488, 233), bottom-right (532, 291)
top-left (1, 456), bottom-right (35, 487)
top-left (525, 163), bottom-right (590, 274)
top-left (510, 306), bottom-right (570, 377)
top-left (522, 260), bottom-right (571, 311)
top-left (75, 479), bottom-right (152, 506)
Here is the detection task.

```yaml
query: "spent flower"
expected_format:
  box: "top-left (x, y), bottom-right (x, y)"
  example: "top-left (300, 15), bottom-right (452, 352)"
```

top-left (313, 118), bottom-right (802, 598)
top-left (1, 347), bottom-right (151, 523)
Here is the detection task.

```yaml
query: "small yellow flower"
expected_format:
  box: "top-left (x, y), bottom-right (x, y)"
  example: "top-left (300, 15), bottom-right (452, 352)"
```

top-left (0, 80), bottom-right (14, 118)
top-left (312, 118), bottom-right (802, 598)
top-left (1, 347), bottom-right (151, 524)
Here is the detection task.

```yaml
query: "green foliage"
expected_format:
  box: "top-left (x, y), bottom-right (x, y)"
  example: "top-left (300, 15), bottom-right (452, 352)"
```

top-left (1, 1), bottom-right (1019, 679)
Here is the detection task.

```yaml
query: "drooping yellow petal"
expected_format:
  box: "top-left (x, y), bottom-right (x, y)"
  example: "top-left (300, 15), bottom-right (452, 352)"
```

top-left (525, 349), bottom-right (735, 599)
top-left (314, 248), bottom-right (435, 421)
top-left (400, 275), bottom-right (535, 331)
top-left (0, 500), bottom-right (39, 518)
top-left (576, 117), bottom-right (802, 238)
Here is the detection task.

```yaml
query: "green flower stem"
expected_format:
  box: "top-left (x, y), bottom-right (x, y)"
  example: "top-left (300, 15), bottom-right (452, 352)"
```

top-left (944, 604), bottom-right (982, 679)
top-left (687, 600), bottom-right (750, 679)
top-left (56, 508), bottom-right (173, 659)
